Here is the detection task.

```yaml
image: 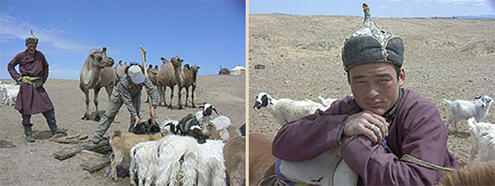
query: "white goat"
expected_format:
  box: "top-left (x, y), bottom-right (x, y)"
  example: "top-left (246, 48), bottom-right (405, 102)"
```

top-left (318, 95), bottom-right (337, 108)
top-left (154, 135), bottom-right (198, 186)
top-left (466, 118), bottom-right (495, 163)
top-left (253, 92), bottom-right (328, 125)
top-left (444, 95), bottom-right (493, 133)
top-left (129, 140), bottom-right (160, 186)
top-left (195, 139), bottom-right (227, 186)
top-left (0, 83), bottom-right (20, 106)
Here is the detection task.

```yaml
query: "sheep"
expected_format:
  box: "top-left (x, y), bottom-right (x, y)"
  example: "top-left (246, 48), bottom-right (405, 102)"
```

top-left (438, 161), bottom-right (495, 186)
top-left (109, 130), bottom-right (167, 181)
top-left (444, 95), bottom-right (493, 133)
top-left (195, 103), bottom-right (219, 125)
top-left (0, 82), bottom-right (20, 106)
top-left (223, 135), bottom-right (246, 186)
top-left (318, 95), bottom-right (337, 108)
top-left (466, 118), bottom-right (495, 163)
top-left (181, 64), bottom-right (200, 107)
top-left (253, 92), bottom-right (329, 125)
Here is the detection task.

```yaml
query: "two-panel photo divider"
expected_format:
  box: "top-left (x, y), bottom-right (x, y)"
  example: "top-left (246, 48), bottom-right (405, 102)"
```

top-left (1, 0), bottom-right (494, 185)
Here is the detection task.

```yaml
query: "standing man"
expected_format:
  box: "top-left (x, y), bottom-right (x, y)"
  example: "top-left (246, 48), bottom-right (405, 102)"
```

top-left (8, 31), bottom-right (66, 143)
top-left (92, 63), bottom-right (159, 144)
top-left (272, 4), bottom-right (459, 185)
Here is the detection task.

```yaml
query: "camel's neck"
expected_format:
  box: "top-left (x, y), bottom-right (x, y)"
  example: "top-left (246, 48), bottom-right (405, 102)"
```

top-left (81, 59), bottom-right (102, 88)
top-left (174, 67), bottom-right (183, 83)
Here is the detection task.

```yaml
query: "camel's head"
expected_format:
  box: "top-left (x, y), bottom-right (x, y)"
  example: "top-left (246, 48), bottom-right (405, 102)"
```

top-left (90, 47), bottom-right (114, 69)
top-left (171, 56), bottom-right (184, 69)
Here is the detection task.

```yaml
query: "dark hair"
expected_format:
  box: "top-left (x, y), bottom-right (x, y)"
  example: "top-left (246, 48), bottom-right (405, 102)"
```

top-left (124, 63), bottom-right (145, 75)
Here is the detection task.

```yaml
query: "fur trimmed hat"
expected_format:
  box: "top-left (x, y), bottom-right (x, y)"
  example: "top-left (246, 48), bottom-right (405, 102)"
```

top-left (342, 3), bottom-right (404, 72)
top-left (25, 30), bottom-right (38, 45)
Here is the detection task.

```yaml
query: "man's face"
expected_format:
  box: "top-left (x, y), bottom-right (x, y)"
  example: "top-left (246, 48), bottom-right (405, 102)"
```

top-left (348, 62), bottom-right (405, 116)
top-left (26, 43), bottom-right (37, 54)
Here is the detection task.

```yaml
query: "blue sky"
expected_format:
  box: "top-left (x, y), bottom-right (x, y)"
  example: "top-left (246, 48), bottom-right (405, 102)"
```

top-left (1, 0), bottom-right (245, 80)
top-left (250, 0), bottom-right (495, 17)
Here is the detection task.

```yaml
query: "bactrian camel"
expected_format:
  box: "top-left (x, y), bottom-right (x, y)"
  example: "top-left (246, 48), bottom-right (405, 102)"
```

top-left (156, 56), bottom-right (184, 109)
top-left (181, 64), bottom-right (200, 107)
top-left (79, 47), bottom-right (116, 121)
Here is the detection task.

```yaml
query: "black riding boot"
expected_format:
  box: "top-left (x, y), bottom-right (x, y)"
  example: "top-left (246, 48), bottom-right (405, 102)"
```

top-left (23, 124), bottom-right (35, 143)
top-left (48, 122), bottom-right (67, 136)
top-left (43, 110), bottom-right (67, 136)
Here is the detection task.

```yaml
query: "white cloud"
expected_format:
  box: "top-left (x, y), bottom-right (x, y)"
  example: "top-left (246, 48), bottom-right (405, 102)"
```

top-left (0, 13), bottom-right (93, 53)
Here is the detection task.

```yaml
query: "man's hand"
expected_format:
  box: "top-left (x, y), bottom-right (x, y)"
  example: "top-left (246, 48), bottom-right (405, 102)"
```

top-left (150, 107), bottom-right (156, 121)
top-left (343, 110), bottom-right (389, 144)
top-left (133, 116), bottom-right (140, 127)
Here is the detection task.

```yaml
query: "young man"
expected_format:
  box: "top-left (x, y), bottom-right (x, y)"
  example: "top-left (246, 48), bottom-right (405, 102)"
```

top-left (272, 4), bottom-right (458, 185)
top-left (7, 31), bottom-right (66, 143)
top-left (92, 64), bottom-right (159, 144)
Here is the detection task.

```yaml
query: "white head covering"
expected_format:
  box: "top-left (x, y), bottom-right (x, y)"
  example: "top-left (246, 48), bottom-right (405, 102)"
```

top-left (128, 65), bottom-right (145, 84)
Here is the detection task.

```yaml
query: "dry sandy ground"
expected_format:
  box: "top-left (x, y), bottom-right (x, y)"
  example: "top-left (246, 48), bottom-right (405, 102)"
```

top-left (249, 14), bottom-right (495, 167)
top-left (0, 74), bottom-right (245, 185)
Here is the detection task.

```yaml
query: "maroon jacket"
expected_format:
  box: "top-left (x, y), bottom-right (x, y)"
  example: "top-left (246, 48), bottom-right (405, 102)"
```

top-left (273, 88), bottom-right (459, 185)
top-left (8, 50), bottom-right (54, 115)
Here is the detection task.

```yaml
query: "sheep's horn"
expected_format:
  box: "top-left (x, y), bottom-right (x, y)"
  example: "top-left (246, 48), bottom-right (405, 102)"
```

top-left (213, 108), bottom-right (219, 115)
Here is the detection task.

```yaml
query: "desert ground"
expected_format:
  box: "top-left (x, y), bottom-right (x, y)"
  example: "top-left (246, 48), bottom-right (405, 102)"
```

top-left (249, 13), bottom-right (495, 169)
top-left (0, 74), bottom-right (245, 185)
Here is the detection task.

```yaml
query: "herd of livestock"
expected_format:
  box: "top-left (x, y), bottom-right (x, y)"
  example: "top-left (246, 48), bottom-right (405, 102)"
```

top-left (1, 47), bottom-right (246, 185)
top-left (79, 47), bottom-right (201, 121)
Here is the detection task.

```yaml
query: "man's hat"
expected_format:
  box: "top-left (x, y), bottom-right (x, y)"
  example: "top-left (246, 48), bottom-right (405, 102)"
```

top-left (342, 3), bottom-right (404, 72)
top-left (128, 65), bottom-right (145, 84)
top-left (25, 30), bottom-right (38, 45)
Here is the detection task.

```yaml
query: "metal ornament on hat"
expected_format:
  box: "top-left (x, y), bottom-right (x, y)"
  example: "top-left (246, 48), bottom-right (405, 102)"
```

top-left (349, 3), bottom-right (395, 57)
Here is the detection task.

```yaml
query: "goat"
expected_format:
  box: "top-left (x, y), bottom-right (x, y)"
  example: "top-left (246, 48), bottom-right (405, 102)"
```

top-left (195, 103), bottom-right (219, 125)
top-left (444, 95), bottom-right (493, 133)
top-left (0, 82), bottom-right (20, 106)
top-left (129, 140), bottom-right (160, 185)
top-left (318, 95), bottom-right (337, 108)
top-left (129, 118), bottom-right (161, 135)
top-left (253, 92), bottom-right (328, 125)
top-left (160, 119), bottom-right (180, 134)
top-left (109, 130), bottom-right (167, 181)
top-left (467, 118), bottom-right (495, 163)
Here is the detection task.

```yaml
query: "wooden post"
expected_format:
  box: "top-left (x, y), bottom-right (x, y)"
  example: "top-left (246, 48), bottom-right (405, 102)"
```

top-left (139, 46), bottom-right (157, 127)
